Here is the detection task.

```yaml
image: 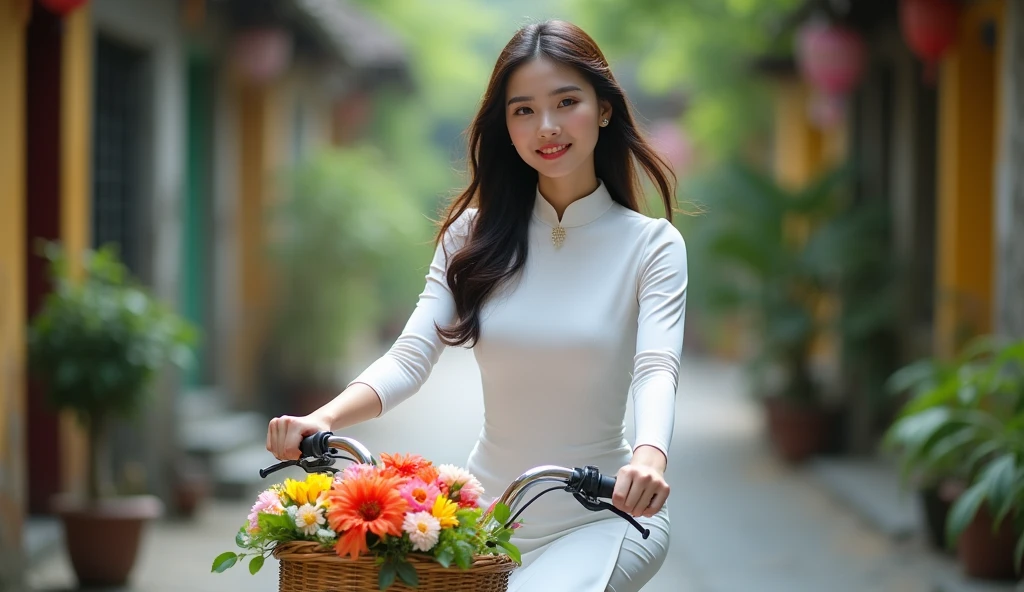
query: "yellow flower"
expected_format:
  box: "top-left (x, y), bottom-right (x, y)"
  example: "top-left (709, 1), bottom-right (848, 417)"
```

top-left (431, 495), bottom-right (459, 528)
top-left (284, 473), bottom-right (334, 506)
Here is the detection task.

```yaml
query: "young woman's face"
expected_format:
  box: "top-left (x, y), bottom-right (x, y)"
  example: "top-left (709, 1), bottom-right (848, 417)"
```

top-left (505, 57), bottom-right (611, 181)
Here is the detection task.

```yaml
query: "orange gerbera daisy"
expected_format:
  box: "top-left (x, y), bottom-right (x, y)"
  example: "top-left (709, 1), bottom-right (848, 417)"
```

top-left (417, 464), bottom-right (440, 484)
top-left (380, 452), bottom-right (437, 483)
top-left (326, 474), bottom-right (408, 559)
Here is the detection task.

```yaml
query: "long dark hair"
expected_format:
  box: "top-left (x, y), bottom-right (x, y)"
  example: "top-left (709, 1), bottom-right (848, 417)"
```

top-left (435, 20), bottom-right (677, 347)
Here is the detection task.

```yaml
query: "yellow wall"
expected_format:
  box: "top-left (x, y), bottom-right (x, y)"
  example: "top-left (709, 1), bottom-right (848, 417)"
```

top-left (58, 4), bottom-right (93, 494)
top-left (935, 0), bottom-right (1004, 357)
top-left (0, 0), bottom-right (30, 567)
top-left (236, 82), bottom-right (287, 403)
top-left (772, 80), bottom-right (848, 185)
top-left (772, 79), bottom-right (848, 361)
top-left (773, 81), bottom-right (825, 189)
top-left (237, 84), bottom-right (266, 404)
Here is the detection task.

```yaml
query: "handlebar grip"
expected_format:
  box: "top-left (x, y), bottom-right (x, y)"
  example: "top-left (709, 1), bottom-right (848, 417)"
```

top-left (299, 431), bottom-right (333, 458)
top-left (574, 466), bottom-right (617, 499)
top-left (596, 475), bottom-right (616, 499)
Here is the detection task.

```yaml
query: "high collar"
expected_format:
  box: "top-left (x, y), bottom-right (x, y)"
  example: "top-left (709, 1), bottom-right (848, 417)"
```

top-left (532, 180), bottom-right (615, 228)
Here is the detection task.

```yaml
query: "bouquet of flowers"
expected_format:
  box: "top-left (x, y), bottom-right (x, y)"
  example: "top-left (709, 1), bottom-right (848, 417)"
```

top-left (212, 453), bottom-right (520, 590)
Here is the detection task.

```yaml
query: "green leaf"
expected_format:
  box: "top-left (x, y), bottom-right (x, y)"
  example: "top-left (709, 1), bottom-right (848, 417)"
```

top-left (248, 555), bottom-right (265, 575)
top-left (211, 552), bottom-right (238, 573)
top-left (492, 502), bottom-right (511, 526)
top-left (236, 528), bottom-right (250, 549)
top-left (378, 561), bottom-right (397, 591)
top-left (946, 481), bottom-right (989, 548)
top-left (885, 408), bottom-right (951, 451)
top-left (453, 540), bottom-right (474, 570)
top-left (981, 455), bottom-right (1020, 527)
top-left (899, 379), bottom-right (962, 416)
top-left (965, 440), bottom-right (1005, 476)
top-left (495, 540), bottom-right (522, 564)
top-left (436, 546), bottom-right (454, 568)
top-left (886, 359), bottom-right (942, 397)
top-left (258, 512), bottom-right (294, 533)
top-left (395, 560), bottom-right (419, 587)
top-left (922, 427), bottom-right (979, 472)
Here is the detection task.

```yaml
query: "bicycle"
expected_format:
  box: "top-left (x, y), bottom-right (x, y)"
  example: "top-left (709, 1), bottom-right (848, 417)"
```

top-left (256, 431), bottom-right (651, 591)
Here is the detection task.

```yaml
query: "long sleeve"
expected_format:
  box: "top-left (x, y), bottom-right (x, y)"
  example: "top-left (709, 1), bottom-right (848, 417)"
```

top-left (630, 219), bottom-right (688, 459)
top-left (347, 209), bottom-right (476, 415)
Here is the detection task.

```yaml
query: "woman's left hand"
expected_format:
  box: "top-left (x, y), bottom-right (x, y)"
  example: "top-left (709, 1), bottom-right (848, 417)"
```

top-left (612, 445), bottom-right (670, 518)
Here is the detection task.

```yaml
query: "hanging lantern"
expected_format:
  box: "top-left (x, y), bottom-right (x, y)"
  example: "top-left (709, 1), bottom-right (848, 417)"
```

top-left (796, 20), bottom-right (866, 96)
top-left (231, 28), bottom-right (293, 85)
top-left (795, 19), bottom-right (867, 129)
top-left (37, 0), bottom-right (88, 16)
top-left (900, 0), bottom-right (960, 82)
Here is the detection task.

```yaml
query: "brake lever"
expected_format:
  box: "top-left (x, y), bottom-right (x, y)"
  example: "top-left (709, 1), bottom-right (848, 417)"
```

top-left (298, 456), bottom-right (340, 474)
top-left (571, 492), bottom-right (650, 540)
top-left (259, 460), bottom-right (298, 479)
top-left (259, 452), bottom-right (342, 479)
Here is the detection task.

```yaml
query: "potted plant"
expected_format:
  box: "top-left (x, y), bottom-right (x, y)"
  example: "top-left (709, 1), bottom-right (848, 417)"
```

top-left (263, 146), bottom-right (427, 416)
top-left (884, 337), bottom-right (1024, 580)
top-left (27, 242), bottom-right (197, 587)
top-left (881, 342), bottom-right (989, 552)
top-left (687, 160), bottom-right (895, 462)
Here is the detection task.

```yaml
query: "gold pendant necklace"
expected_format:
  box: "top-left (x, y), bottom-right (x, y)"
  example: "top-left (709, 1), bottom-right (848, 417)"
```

top-left (551, 225), bottom-right (566, 248)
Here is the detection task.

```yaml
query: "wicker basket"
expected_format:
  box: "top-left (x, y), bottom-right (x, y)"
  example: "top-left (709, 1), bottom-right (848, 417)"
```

top-left (273, 541), bottom-right (517, 592)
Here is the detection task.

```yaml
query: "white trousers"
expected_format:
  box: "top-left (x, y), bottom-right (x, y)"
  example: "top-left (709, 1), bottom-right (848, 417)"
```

top-left (507, 509), bottom-right (671, 592)
top-left (606, 509), bottom-right (670, 592)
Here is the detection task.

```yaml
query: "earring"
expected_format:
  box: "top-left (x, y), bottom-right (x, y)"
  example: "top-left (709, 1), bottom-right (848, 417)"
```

top-left (600, 118), bottom-right (610, 127)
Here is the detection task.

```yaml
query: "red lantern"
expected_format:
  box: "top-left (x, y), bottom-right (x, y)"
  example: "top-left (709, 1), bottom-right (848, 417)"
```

top-left (37, 0), bottom-right (88, 16)
top-left (900, 0), bottom-right (960, 81)
top-left (795, 19), bottom-right (866, 128)
top-left (900, 0), bottom-right (960, 62)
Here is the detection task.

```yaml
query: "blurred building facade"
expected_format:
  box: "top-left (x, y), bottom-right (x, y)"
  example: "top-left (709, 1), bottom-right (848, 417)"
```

top-left (764, 0), bottom-right (1023, 453)
top-left (0, 0), bottom-right (407, 586)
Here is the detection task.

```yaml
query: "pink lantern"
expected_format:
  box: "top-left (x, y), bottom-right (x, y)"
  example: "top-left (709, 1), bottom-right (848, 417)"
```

top-left (231, 28), bottom-right (293, 84)
top-left (795, 19), bottom-right (867, 128)
top-left (796, 19), bottom-right (866, 96)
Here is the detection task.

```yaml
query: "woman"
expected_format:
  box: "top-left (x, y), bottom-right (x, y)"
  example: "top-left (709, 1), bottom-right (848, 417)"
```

top-left (266, 20), bottom-right (686, 592)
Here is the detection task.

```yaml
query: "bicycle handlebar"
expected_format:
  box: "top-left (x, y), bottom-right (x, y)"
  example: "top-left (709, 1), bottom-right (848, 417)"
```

top-left (260, 431), bottom-right (649, 539)
top-left (258, 432), bottom-right (374, 478)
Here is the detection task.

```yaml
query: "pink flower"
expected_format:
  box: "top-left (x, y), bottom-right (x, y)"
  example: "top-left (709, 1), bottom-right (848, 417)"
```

top-left (436, 464), bottom-right (484, 507)
top-left (399, 478), bottom-right (441, 513)
top-left (338, 463), bottom-right (377, 484)
top-left (247, 489), bottom-right (284, 533)
top-left (457, 486), bottom-right (481, 508)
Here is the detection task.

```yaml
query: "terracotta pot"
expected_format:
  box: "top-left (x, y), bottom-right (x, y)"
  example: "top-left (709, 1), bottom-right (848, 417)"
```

top-left (52, 495), bottom-right (163, 587)
top-left (172, 457), bottom-right (210, 519)
top-left (173, 477), bottom-right (209, 519)
top-left (765, 399), bottom-right (829, 463)
top-left (956, 502), bottom-right (1021, 581)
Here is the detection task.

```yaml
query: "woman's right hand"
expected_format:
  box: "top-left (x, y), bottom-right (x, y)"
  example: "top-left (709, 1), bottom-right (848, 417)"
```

top-left (266, 414), bottom-right (332, 461)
